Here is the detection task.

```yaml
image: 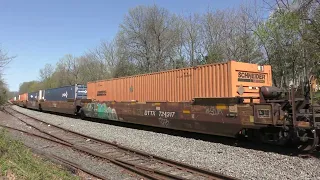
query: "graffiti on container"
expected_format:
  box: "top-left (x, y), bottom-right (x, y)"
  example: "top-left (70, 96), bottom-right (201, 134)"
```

top-left (158, 117), bottom-right (170, 127)
top-left (205, 107), bottom-right (223, 116)
top-left (52, 103), bottom-right (57, 108)
top-left (144, 110), bottom-right (156, 116)
top-left (85, 103), bottom-right (118, 120)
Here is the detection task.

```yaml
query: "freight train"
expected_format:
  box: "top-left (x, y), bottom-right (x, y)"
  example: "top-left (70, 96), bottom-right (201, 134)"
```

top-left (11, 60), bottom-right (320, 152)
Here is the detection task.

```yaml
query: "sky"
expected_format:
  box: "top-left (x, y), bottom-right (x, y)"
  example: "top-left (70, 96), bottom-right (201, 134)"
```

top-left (0, 0), bottom-right (251, 91)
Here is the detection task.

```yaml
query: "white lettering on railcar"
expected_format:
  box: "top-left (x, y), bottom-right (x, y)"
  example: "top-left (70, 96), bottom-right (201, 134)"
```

top-left (144, 110), bottom-right (156, 116)
top-left (159, 111), bottom-right (175, 118)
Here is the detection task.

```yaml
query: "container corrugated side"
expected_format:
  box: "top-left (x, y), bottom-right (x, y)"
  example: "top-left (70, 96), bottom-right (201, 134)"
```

top-left (44, 84), bottom-right (87, 101)
top-left (19, 93), bottom-right (28, 101)
top-left (87, 60), bottom-right (272, 102)
top-left (44, 85), bottom-right (76, 101)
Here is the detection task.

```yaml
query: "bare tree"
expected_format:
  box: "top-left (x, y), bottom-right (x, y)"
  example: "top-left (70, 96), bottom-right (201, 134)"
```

top-left (182, 13), bottom-right (203, 66)
top-left (77, 53), bottom-right (108, 82)
top-left (39, 64), bottom-right (54, 81)
top-left (201, 3), bottom-right (263, 63)
top-left (118, 5), bottom-right (180, 73)
top-left (39, 63), bottom-right (55, 89)
top-left (55, 54), bottom-right (82, 85)
top-left (0, 46), bottom-right (15, 103)
top-left (86, 40), bottom-right (119, 78)
top-left (201, 9), bottom-right (228, 62)
top-left (0, 46), bottom-right (14, 73)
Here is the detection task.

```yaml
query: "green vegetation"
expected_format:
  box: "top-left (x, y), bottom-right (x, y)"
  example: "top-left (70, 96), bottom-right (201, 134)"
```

top-left (314, 91), bottom-right (320, 103)
top-left (16, 1), bottom-right (320, 94)
top-left (0, 129), bottom-right (79, 180)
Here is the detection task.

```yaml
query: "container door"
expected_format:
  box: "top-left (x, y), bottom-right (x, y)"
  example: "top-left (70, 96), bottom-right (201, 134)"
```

top-left (76, 84), bottom-right (87, 99)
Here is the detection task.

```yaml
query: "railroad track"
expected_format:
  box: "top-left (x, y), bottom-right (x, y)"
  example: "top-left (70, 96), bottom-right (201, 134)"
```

top-left (2, 105), bottom-right (237, 180)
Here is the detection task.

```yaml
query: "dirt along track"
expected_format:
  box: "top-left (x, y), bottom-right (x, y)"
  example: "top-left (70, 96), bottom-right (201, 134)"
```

top-left (1, 104), bottom-right (237, 180)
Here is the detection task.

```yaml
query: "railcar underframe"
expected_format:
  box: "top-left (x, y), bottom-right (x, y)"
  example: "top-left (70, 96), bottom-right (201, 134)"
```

top-left (14, 79), bottom-right (320, 152)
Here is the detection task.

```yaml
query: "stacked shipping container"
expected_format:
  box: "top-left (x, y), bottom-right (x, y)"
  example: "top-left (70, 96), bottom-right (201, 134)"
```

top-left (43, 84), bottom-right (87, 101)
top-left (17, 84), bottom-right (87, 103)
top-left (87, 61), bottom-right (272, 102)
top-left (18, 93), bottom-right (28, 101)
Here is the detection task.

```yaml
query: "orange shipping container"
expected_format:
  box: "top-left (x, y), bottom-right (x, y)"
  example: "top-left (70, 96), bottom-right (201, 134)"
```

top-left (19, 93), bottom-right (28, 101)
top-left (87, 61), bottom-right (272, 102)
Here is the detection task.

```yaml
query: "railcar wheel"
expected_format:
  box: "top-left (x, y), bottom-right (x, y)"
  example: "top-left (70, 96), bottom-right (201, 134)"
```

top-left (297, 131), bottom-right (319, 152)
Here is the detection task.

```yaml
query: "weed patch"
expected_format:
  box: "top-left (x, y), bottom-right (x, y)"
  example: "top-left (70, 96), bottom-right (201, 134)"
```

top-left (0, 129), bottom-right (79, 180)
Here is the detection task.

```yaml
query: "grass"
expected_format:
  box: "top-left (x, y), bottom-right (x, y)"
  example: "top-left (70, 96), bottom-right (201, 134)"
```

top-left (0, 129), bottom-right (79, 180)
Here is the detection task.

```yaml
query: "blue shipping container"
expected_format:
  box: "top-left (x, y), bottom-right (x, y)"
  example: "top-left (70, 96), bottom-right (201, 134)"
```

top-left (44, 84), bottom-right (87, 101)
top-left (28, 91), bottom-right (39, 101)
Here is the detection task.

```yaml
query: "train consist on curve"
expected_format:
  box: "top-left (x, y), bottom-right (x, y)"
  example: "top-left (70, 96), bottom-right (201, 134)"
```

top-left (10, 60), bottom-right (320, 152)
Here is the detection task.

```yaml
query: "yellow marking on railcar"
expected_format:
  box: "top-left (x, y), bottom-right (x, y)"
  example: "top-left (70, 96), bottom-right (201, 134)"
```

top-left (183, 110), bottom-right (191, 114)
top-left (249, 116), bottom-right (254, 122)
top-left (154, 102), bottom-right (161, 106)
top-left (216, 104), bottom-right (227, 110)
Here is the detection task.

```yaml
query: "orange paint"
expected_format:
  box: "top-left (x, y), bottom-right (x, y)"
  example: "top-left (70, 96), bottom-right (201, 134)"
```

top-left (19, 93), bottom-right (28, 101)
top-left (87, 61), bottom-right (272, 102)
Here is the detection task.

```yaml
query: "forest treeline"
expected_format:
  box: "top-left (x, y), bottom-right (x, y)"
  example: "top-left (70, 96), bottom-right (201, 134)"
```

top-left (18, 0), bottom-right (320, 94)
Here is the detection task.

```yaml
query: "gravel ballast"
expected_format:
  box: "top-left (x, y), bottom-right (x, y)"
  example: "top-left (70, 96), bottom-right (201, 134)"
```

top-left (12, 105), bottom-right (320, 180)
top-left (0, 111), bottom-right (140, 180)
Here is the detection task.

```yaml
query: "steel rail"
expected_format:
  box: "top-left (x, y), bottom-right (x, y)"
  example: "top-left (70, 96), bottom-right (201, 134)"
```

top-left (3, 108), bottom-right (155, 180)
top-left (5, 106), bottom-right (238, 180)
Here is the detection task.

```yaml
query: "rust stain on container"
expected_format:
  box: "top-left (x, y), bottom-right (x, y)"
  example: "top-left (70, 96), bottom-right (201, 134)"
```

top-left (87, 61), bottom-right (272, 102)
